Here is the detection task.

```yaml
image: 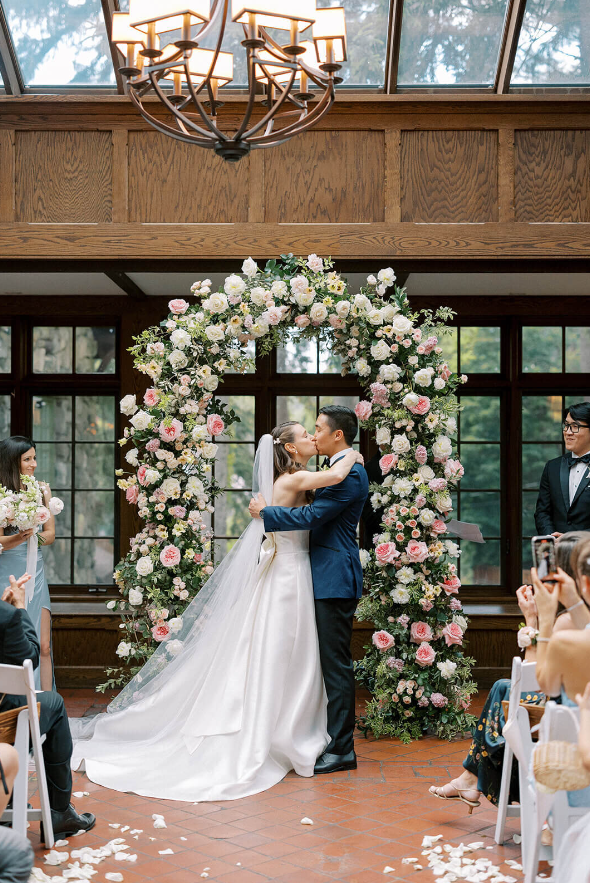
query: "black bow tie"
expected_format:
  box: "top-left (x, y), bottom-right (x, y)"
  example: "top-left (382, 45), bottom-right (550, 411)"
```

top-left (567, 454), bottom-right (590, 469)
top-left (322, 457), bottom-right (330, 469)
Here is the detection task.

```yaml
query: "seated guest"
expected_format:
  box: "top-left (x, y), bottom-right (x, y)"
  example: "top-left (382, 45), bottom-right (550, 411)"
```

top-left (535, 402), bottom-right (590, 537)
top-left (0, 744), bottom-right (34, 883)
top-left (0, 572), bottom-right (96, 843)
top-left (428, 532), bottom-right (589, 811)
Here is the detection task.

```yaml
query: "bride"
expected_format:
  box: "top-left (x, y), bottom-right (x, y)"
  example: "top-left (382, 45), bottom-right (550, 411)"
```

top-left (71, 423), bottom-right (363, 802)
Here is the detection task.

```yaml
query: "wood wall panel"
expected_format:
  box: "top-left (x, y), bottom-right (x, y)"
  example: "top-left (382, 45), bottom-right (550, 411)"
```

top-left (15, 131), bottom-right (112, 223)
top-left (514, 130), bottom-right (590, 222)
top-left (400, 130), bottom-right (499, 222)
top-left (264, 130), bottom-right (385, 223)
top-left (128, 132), bottom-right (250, 223)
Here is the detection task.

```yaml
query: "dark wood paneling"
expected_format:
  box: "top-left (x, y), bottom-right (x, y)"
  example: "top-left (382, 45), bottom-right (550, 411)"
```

top-left (264, 130), bottom-right (385, 223)
top-left (52, 608), bottom-right (120, 689)
top-left (15, 131), bottom-right (112, 223)
top-left (401, 130), bottom-right (499, 222)
top-left (514, 129), bottom-right (590, 222)
top-left (128, 132), bottom-right (250, 223)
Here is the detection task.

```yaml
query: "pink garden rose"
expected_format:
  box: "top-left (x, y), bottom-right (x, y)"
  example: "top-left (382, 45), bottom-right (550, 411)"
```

top-left (329, 314), bottom-right (345, 329)
top-left (430, 692), bottom-right (449, 708)
top-left (262, 306), bottom-right (283, 326)
top-left (415, 642), bottom-right (436, 667)
top-left (151, 621), bottom-right (170, 642)
top-left (35, 506), bottom-right (50, 525)
top-left (146, 438), bottom-right (160, 453)
top-left (294, 315), bottom-right (310, 329)
top-left (408, 395), bottom-right (430, 416)
top-left (415, 445), bottom-right (428, 465)
top-left (410, 621), bottom-right (434, 644)
top-left (159, 418), bottom-right (183, 442)
top-left (442, 621), bottom-right (464, 646)
top-left (355, 401), bottom-right (373, 421)
top-left (144, 388), bottom-right (159, 407)
top-left (375, 542), bottom-right (400, 565)
top-left (370, 382), bottom-right (390, 406)
top-left (406, 540), bottom-right (429, 563)
top-left (137, 465), bottom-right (148, 486)
top-left (424, 335), bottom-right (438, 354)
top-left (379, 453), bottom-right (398, 475)
top-left (160, 544), bottom-right (181, 567)
top-left (439, 363), bottom-right (451, 381)
top-left (126, 486), bottom-right (139, 504)
top-left (193, 552), bottom-right (203, 564)
top-left (397, 614), bottom-right (410, 628)
top-left (444, 459), bottom-right (464, 483)
top-left (442, 576), bottom-right (461, 595)
top-left (431, 520), bottom-right (447, 535)
top-left (372, 630), bottom-right (395, 651)
top-left (168, 298), bottom-right (188, 314)
top-left (414, 493), bottom-right (427, 508)
top-left (206, 414), bottom-right (225, 436)
top-left (169, 505), bottom-right (186, 518)
top-left (428, 477), bottom-right (447, 492)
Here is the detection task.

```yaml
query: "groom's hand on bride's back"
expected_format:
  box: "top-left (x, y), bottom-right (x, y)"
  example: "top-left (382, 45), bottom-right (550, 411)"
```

top-left (249, 494), bottom-right (267, 519)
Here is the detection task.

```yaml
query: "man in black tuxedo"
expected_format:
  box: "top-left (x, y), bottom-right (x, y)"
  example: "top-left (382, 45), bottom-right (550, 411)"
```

top-left (0, 573), bottom-right (95, 843)
top-left (535, 402), bottom-right (590, 537)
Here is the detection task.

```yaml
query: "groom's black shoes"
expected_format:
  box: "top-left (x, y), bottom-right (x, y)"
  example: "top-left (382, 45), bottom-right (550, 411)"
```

top-left (314, 750), bottom-right (357, 774)
top-left (40, 804), bottom-right (96, 845)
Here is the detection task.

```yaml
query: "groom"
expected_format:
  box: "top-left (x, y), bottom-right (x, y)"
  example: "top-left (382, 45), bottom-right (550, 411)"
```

top-left (249, 405), bottom-right (369, 773)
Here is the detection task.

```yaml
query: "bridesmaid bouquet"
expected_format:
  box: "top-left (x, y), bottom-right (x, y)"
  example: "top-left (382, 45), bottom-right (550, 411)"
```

top-left (0, 476), bottom-right (63, 544)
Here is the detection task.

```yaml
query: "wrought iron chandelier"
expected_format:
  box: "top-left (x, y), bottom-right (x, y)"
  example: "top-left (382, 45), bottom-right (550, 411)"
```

top-left (112, 1), bottom-right (347, 162)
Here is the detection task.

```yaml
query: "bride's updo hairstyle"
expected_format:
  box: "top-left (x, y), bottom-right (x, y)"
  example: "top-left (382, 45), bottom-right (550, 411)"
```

top-left (0, 435), bottom-right (36, 493)
top-left (271, 422), bottom-right (305, 482)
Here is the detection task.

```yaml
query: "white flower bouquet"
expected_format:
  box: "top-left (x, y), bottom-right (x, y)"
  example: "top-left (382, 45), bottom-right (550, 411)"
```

top-left (4, 475), bottom-right (64, 544)
top-left (0, 485), bottom-right (17, 529)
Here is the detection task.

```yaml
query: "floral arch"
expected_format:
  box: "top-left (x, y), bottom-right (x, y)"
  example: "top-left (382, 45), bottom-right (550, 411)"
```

top-left (110, 254), bottom-right (476, 741)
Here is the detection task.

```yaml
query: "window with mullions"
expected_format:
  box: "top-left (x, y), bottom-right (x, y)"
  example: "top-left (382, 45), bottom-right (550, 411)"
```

top-left (439, 326), bottom-right (501, 374)
top-left (277, 329), bottom-right (343, 374)
top-left (276, 394), bottom-right (361, 468)
top-left (522, 327), bottom-right (590, 374)
top-left (0, 327), bottom-right (11, 374)
top-left (33, 326), bottom-right (116, 375)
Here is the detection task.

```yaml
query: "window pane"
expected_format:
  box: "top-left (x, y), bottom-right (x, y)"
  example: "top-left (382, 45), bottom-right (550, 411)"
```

top-left (35, 442), bottom-right (72, 489)
top-left (74, 539), bottom-right (114, 585)
top-left (75, 327), bottom-right (116, 374)
top-left (398, 0), bottom-right (509, 86)
top-left (323, 0), bottom-right (388, 86)
top-left (75, 443), bottom-right (114, 490)
top-left (523, 538), bottom-right (534, 583)
top-left (522, 443), bottom-right (562, 489)
top-left (522, 395), bottom-right (563, 442)
top-left (214, 537), bottom-right (239, 564)
top-left (439, 327), bottom-right (458, 374)
top-left (215, 443), bottom-right (255, 491)
top-left (460, 396), bottom-right (500, 442)
top-left (214, 491), bottom-right (251, 538)
top-left (5, 0), bottom-right (116, 86)
top-left (522, 491), bottom-right (538, 536)
top-left (565, 327), bottom-right (590, 373)
top-left (460, 491), bottom-right (500, 536)
top-left (33, 327), bottom-right (73, 374)
top-left (0, 396), bottom-right (10, 438)
top-left (43, 539), bottom-right (71, 585)
top-left (74, 491), bottom-right (114, 537)
top-left (460, 327), bottom-right (501, 373)
top-left (522, 327), bottom-right (562, 373)
top-left (459, 444), bottom-right (500, 490)
top-left (319, 395), bottom-right (361, 441)
top-left (0, 327), bottom-right (10, 373)
top-left (319, 341), bottom-right (343, 375)
top-left (32, 396), bottom-right (72, 442)
top-left (512, 0), bottom-right (590, 85)
top-left (217, 396), bottom-right (255, 440)
top-left (459, 540), bottom-right (501, 585)
top-left (75, 396), bottom-right (115, 441)
top-left (276, 395), bottom-right (317, 432)
top-left (54, 492), bottom-right (72, 538)
top-left (225, 340), bottom-right (255, 374)
top-left (277, 330), bottom-right (317, 373)
top-left (565, 394), bottom-right (590, 412)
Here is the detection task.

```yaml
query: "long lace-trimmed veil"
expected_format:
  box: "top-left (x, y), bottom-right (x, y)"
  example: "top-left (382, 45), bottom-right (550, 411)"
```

top-left (71, 434), bottom-right (274, 735)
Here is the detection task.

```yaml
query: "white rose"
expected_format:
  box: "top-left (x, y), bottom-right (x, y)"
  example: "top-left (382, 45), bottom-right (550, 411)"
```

top-left (136, 556), bottom-right (153, 577)
top-left (170, 329), bottom-right (191, 349)
top-left (370, 340), bottom-right (390, 361)
top-left (367, 308), bottom-right (383, 326)
top-left (379, 364), bottom-right (401, 382)
top-left (353, 293), bottom-right (371, 314)
top-left (419, 508), bottom-right (436, 526)
top-left (390, 586), bottom-right (410, 604)
top-left (359, 549), bottom-right (371, 569)
top-left (249, 287), bottom-right (268, 306)
top-left (116, 641), bottom-right (132, 658)
top-left (391, 433), bottom-right (410, 454)
top-left (414, 368), bottom-right (433, 387)
top-left (434, 377), bottom-right (446, 390)
top-left (437, 494), bottom-right (453, 513)
top-left (403, 392), bottom-right (420, 410)
top-left (207, 291), bottom-right (229, 313)
top-left (367, 274), bottom-right (377, 285)
top-left (355, 358), bottom-right (371, 377)
top-left (391, 315), bottom-right (413, 336)
top-left (445, 540), bottom-right (460, 557)
top-left (310, 303), bottom-right (328, 323)
top-left (418, 464), bottom-right (435, 481)
top-left (48, 497), bottom-right (64, 515)
top-left (392, 477), bottom-right (413, 496)
top-left (453, 614), bottom-right (468, 631)
top-left (242, 257), bottom-right (258, 278)
top-left (168, 616), bottom-right (183, 634)
top-left (375, 426), bottom-right (391, 446)
top-left (160, 478), bottom-right (181, 499)
top-left (106, 599), bottom-right (116, 609)
top-left (378, 267), bottom-right (396, 287)
top-left (143, 468), bottom-right (159, 485)
top-left (294, 289), bottom-right (315, 307)
top-left (250, 320), bottom-right (269, 338)
top-left (125, 449), bottom-right (139, 467)
top-left (120, 394), bottom-right (138, 416)
top-left (432, 435), bottom-right (453, 459)
top-left (167, 639), bottom-right (184, 656)
top-left (392, 381), bottom-right (403, 393)
top-left (271, 280), bottom-right (287, 297)
top-left (381, 303), bottom-right (399, 322)
top-left (445, 417), bottom-right (457, 434)
top-left (168, 349), bottom-right (188, 370)
top-left (437, 660), bottom-right (457, 679)
top-left (203, 374), bottom-right (219, 391)
top-left (128, 588), bottom-right (143, 606)
top-left (130, 410), bottom-right (152, 431)
top-left (201, 442), bottom-right (218, 459)
top-left (335, 300), bottom-right (350, 318)
top-left (397, 566), bottom-right (414, 584)
top-left (204, 325), bottom-right (224, 342)
top-left (187, 476), bottom-right (205, 496)
top-left (224, 274), bottom-right (246, 296)
top-left (192, 424), bottom-right (208, 442)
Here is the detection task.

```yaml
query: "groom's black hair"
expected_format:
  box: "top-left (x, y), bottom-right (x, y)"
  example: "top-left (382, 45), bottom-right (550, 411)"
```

top-left (318, 405), bottom-right (358, 446)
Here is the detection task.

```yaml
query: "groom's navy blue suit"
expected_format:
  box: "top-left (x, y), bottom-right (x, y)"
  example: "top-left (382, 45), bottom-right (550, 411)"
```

top-left (262, 459), bottom-right (369, 755)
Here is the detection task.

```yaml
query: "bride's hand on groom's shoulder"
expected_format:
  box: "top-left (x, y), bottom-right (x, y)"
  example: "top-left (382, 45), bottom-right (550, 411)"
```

top-left (353, 451), bottom-right (365, 466)
top-left (249, 493), bottom-right (267, 519)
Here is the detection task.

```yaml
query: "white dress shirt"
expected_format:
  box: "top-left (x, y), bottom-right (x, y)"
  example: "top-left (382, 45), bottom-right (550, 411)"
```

top-left (329, 447), bottom-right (355, 466)
top-left (569, 450), bottom-right (590, 505)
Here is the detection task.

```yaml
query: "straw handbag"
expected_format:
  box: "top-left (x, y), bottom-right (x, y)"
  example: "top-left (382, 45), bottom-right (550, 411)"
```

top-left (533, 705), bottom-right (590, 794)
top-left (0, 695), bottom-right (41, 745)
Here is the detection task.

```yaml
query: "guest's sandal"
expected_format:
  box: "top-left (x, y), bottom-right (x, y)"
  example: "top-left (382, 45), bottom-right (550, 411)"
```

top-left (428, 780), bottom-right (481, 813)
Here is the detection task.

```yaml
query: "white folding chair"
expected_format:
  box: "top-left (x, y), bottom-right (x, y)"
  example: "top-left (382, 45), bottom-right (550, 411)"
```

top-left (0, 659), bottom-right (54, 847)
top-left (495, 656), bottom-right (541, 852)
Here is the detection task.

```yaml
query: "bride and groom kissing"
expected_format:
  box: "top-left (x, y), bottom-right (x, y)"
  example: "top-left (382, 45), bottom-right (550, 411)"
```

top-left (71, 405), bottom-right (369, 802)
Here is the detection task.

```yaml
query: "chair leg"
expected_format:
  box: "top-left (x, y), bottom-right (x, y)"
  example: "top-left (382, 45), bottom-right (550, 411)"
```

top-left (11, 713), bottom-right (29, 838)
top-left (30, 720), bottom-right (54, 848)
top-left (494, 743), bottom-right (514, 844)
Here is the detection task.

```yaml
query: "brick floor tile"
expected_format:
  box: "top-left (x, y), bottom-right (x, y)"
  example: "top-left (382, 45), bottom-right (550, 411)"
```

top-left (216, 870), bottom-right (271, 883)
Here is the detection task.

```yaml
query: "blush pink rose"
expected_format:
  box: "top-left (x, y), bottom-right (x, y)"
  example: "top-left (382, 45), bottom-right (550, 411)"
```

top-left (450, 597), bottom-right (462, 611)
top-left (137, 465), bottom-right (148, 486)
top-left (428, 477), bottom-right (447, 492)
top-left (170, 505), bottom-right (186, 518)
top-left (168, 298), bottom-right (189, 314)
top-left (439, 363), bottom-right (451, 381)
top-left (414, 493), bottom-right (427, 508)
top-left (375, 542), bottom-right (400, 565)
top-left (144, 388), bottom-right (159, 407)
top-left (430, 692), bottom-right (448, 708)
top-left (415, 642), bottom-right (436, 667)
top-left (424, 335), bottom-right (438, 354)
top-left (444, 459), bottom-right (464, 482)
top-left (442, 576), bottom-right (461, 595)
top-left (193, 553), bottom-right (203, 564)
top-left (159, 418), bottom-right (183, 442)
top-left (152, 621), bottom-right (170, 642)
top-left (295, 315), bottom-right (310, 329)
top-left (420, 598), bottom-right (434, 612)
top-left (410, 621), bottom-right (434, 644)
top-left (415, 445), bottom-right (428, 465)
top-left (408, 396), bottom-right (430, 416)
top-left (146, 438), bottom-right (160, 452)
top-left (36, 506), bottom-right (50, 524)
top-left (329, 314), bottom-right (345, 329)
top-left (372, 630), bottom-right (395, 651)
top-left (126, 486), bottom-right (139, 504)
top-left (355, 401), bottom-right (372, 421)
top-left (431, 520), bottom-right (447, 535)
top-left (406, 540), bottom-right (429, 563)
top-left (442, 622), bottom-right (464, 646)
top-left (379, 453), bottom-right (398, 475)
top-left (206, 414), bottom-right (225, 436)
top-left (160, 544), bottom-right (181, 567)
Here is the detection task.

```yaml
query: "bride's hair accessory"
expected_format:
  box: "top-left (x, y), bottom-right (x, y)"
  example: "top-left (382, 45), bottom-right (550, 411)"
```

top-left (273, 438), bottom-right (281, 445)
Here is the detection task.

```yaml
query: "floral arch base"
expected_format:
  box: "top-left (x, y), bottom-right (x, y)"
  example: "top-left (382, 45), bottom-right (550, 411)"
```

top-left (110, 254), bottom-right (477, 742)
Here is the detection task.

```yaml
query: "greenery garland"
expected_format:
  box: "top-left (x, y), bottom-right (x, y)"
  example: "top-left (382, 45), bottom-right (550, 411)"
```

top-left (106, 253), bottom-right (477, 741)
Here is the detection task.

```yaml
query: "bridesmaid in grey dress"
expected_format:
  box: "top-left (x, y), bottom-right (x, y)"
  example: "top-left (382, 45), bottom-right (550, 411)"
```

top-left (0, 436), bottom-right (55, 690)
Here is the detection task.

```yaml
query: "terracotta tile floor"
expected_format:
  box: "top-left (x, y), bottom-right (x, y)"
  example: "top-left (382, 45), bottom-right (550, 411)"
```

top-left (24, 689), bottom-right (531, 883)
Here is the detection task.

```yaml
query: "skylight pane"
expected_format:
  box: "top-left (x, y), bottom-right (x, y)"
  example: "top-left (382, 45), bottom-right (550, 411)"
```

top-left (5, 0), bottom-right (116, 86)
top-left (318, 0), bottom-right (388, 86)
top-left (398, 0), bottom-right (509, 86)
top-left (512, 0), bottom-right (590, 85)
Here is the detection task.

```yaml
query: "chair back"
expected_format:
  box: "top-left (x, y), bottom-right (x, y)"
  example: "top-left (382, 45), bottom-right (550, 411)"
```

top-left (541, 700), bottom-right (580, 743)
top-left (0, 661), bottom-right (35, 700)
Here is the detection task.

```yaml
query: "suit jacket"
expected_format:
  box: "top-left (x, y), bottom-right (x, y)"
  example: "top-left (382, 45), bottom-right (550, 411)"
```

top-left (535, 453), bottom-right (590, 535)
top-left (0, 600), bottom-right (40, 711)
top-left (261, 461), bottom-right (369, 600)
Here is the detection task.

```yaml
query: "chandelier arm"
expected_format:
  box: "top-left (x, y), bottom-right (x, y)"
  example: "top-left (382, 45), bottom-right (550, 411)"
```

top-left (149, 72), bottom-right (221, 141)
top-left (232, 45), bottom-right (262, 141)
top-left (247, 85), bottom-right (334, 146)
top-left (126, 89), bottom-right (214, 147)
top-left (257, 63), bottom-right (306, 111)
top-left (259, 26), bottom-right (330, 86)
top-left (192, 0), bottom-right (229, 98)
top-left (188, 0), bottom-right (226, 44)
top-left (182, 70), bottom-right (229, 141)
top-left (241, 69), bottom-right (297, 140)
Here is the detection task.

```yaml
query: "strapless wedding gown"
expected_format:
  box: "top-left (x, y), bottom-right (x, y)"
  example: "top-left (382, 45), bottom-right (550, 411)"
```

top-left (71, 530), bottom-right (329, 802)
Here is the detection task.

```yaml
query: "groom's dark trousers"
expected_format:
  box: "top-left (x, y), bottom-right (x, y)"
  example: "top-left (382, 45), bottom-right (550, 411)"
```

top-left (262, 461), bottom-right (369, 756)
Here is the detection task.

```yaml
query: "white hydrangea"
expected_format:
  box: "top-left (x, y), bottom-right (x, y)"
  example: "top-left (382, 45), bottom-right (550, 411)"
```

top-left (242, 257), bottom-right (258, 278)
top-left (445, 539), bottom-right (461, 557)
top-left (378, 267), bottom-right (396, 286)
top-left (376, 426), bottom-right (391, 446)
top-left (392, 477), bottom-right (413, 496)
top-left (437, 660), bottom-right (457, 679)
top-left (170, 329), bottom-right (191, 350)
top-left (359, 549), bottom-right (371, 569)
top-left (168, 349), bottom-right (188, 370)
top-left (120, 394), bottom-right (138, 416)
top-left (432, 435), bottom-right (453, 459)
top-left (224, 274), bottom-right (246, 296)
top-left (204, 325), bottom-right (225, 342)
top-left (128, 588), bottom-right (143, 606)
top-left (370, 340), bottom-right (391, 361)
top-left (390, 586), bottom-right (410, 604)
top-left (391, 433), bottom-right (411, 454)
top-left (125, 449), bottom-right (139, 467)
top-left (136, 556), bottom-right (153, 577)
top-left (130, 410), bottom-right (152, 431)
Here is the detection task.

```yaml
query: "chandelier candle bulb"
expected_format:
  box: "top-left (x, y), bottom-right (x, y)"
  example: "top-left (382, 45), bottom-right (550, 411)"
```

top-left (313, 7), bottom-right (347, 66)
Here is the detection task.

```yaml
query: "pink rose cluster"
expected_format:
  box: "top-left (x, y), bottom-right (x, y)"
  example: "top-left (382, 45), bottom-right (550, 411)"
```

top-left (160, 544), bottom-right (181, 567)
top-left (146, 438), bottom-right (160, 453)
top-left (442, 576), bottom-right (461, 595)
top-left (355, 401), bottom-right (372, 422)
top-left (206, 414), bottom-right (225, 436)
top-left (415, 642), bottom-right (436, 667)
top-left (369, 382), bottom-right (390, 406)
top-left (379, 453), bottom-right (398, 476)
top-left (423, 335), bottom-right (438, 355)
top-left (168, 298), bottom-right (189, 314)
top-left (375, 542), bottom-right (400, 565)
top-left (137, 465), bottom-right (149, 486)
top-left (431, 520), bottom-right (447, 535)
top-left (406, 540), bottom-right (429, 563)
top-left (407, 395), bottom-right (430, 416)
top-left (159, 418), bottom-right (183, 442)
top-left (372, 630), bottom-right (395, 651)
top-left (430, 692), bottom-right (449, 708)
top-left (415, 445), bottom-right (428, 465)
top-left (442, 622), bottom-right (464, 646)
top-left (144, 388), bottom-right (159, 407)
top-left (410, 621), bottom-right (433, 644)
top-left (428, 477), bottom-right (447, 492)
top-left (295, 315), bottom-right (310, 329)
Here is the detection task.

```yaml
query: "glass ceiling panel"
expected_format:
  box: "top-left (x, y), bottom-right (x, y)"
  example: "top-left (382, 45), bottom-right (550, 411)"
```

top-left (512, 0), bottom-right (590, 85)
top-left (4, 0), bottom-right (115, 86)
top-left (319, 0), bottom-right (388, 86)
top-left (398, 0), bottom-right (509, 86)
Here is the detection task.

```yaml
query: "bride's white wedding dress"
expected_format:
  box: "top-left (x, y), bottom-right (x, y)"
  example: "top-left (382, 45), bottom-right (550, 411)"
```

top-left (71, 436), bottom-right (329, 802)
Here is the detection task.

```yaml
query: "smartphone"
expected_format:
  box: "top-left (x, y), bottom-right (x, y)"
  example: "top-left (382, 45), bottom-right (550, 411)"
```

top-left (531, 535), bottom-right (557, 581)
